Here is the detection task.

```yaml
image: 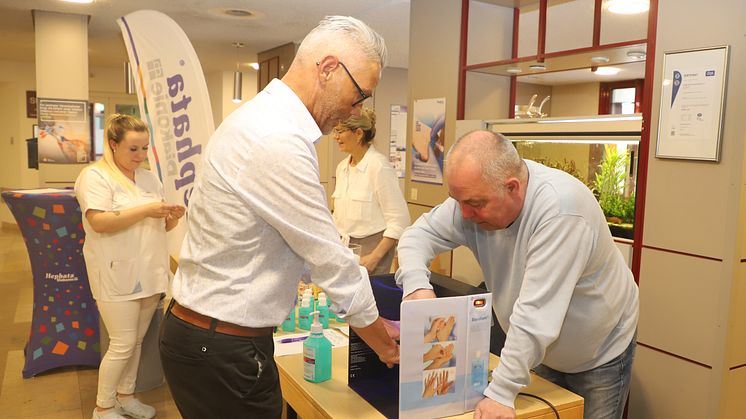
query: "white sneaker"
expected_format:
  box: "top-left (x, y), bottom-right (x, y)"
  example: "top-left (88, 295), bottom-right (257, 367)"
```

top-left (92, 408), bottom-right (127, 419)
top-left (115, 398), bottom-right (156, 419)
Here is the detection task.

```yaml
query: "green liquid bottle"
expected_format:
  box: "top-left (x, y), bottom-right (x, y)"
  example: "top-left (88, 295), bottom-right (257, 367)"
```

top-left (298, 296), bottom-right (312, 331)
top-left (303, 311), bottom-right (332, 383)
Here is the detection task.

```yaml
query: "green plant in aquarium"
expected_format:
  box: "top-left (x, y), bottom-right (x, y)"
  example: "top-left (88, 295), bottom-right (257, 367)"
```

top-left (593, 146), bottom-right (634, 224)
top-left (536, 158), bottom-right (591, 188)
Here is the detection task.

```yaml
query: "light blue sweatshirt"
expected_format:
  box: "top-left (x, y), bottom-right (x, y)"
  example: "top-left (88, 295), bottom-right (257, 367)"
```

top-left (396, 160), bottom-right (639, 408)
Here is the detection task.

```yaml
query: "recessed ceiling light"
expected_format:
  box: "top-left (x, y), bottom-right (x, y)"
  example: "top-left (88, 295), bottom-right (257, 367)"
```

top-left (606, 0), bottom-right (649, 14)
top-left (529, 63), bottom-right (546, 71)
top-left (61, 0), bottom-right (94, 3)
top-left (591, 56), bottom-right (610, 63)
top-left (627, 50), bottom-right (646, 59)
top-left (595, 67), bottom-right (621, 76)
top-left (207, 8), bottom-right (265, 20)
top-left (506, 67), bottom-right (522, 74)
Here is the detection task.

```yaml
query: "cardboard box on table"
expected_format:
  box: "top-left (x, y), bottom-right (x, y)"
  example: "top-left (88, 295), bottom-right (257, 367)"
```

top-left (348, 273), bottom-right (491, 419)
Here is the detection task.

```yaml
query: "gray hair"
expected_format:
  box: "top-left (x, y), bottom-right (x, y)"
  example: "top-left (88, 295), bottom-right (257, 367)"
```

top-left (297, 15), bottom-right (388, 68)
top-left (446, 130), bottom-right (523, 188)
top-left (338, 107), bottom-right (377, 144)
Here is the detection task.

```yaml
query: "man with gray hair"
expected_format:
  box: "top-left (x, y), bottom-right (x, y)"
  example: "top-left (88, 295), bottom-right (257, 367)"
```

top-left (159, 16), bottom-right (398, 418)
top-left (396, 130), bottom-right (638, 419)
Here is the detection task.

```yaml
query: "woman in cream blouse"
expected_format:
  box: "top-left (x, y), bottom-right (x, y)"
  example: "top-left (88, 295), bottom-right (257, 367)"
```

top-left (332, 108), bottom-right (410, 275)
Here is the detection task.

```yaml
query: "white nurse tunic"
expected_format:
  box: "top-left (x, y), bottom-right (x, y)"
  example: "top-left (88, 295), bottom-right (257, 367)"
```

top-left (74, 166), bottom-right (169, 302)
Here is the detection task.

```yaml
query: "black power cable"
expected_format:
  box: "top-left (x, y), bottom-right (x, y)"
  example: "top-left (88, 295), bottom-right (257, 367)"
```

top-left (517, 392), bottom-right (560, 419)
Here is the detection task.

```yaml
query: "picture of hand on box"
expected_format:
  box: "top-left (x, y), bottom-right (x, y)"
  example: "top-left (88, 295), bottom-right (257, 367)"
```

top-left (423, 342), bottom-right (454, 370)
top-left (422, 368), bottom-right (455, 399)
top-left (424, 315), bottom-right (455, 343)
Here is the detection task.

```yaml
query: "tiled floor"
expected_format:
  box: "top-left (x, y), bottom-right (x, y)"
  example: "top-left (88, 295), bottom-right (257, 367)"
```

top-left (0, 227), bottom-right (181, 419)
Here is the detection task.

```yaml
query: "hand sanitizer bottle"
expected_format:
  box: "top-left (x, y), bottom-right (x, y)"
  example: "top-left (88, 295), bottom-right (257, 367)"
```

top-left (303, 288), bottom-right (315, 310)
top-left (471, 350), bottom-right (487, 391)
top-left (281, 302), bottom-right (296, 332)
top-left (318, 292), bottom-right (336, 320)
top-left (317, 295), bottom-right (330, 329)
top-left (303, 311), bottom-right (332, 383)
top-left (298, 296), bottom-right (312, 330)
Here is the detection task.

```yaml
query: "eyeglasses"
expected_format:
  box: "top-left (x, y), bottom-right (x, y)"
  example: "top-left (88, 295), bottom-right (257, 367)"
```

top-left (338, 61), bottom-right (371, 106)
top-left (332, 127), bottom-right (350, 136)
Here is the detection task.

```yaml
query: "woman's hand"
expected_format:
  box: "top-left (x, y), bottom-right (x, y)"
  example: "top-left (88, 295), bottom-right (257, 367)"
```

top-left (145, 202), bottom-right (180, 219)
top-left (359, 253), bottom-right (382, 274)
top-left (167, 204), bottom-right (186, 220)
top-left (164, 204), bottom-right (186, 232)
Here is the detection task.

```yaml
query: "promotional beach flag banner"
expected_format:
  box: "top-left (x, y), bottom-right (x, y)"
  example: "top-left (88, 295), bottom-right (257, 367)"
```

top-left (117, 10), bottom-right (215, 260)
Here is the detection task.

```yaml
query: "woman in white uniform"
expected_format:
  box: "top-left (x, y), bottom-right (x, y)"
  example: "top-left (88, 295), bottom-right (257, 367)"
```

top-left (75, 114), bottom-right (185, 419)
top-left (332, 108), bottom-right (410, 275)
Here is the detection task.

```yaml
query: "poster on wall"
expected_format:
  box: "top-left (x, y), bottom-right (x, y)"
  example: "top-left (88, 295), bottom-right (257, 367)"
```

top-left (412, 98), bottom-right (445, 184)
top-left (389, 104), bottom-right (408, 178)
top-left (655, 45), bottom-right (729, 162)
top-left (37, 98), bottom-right (91, 164)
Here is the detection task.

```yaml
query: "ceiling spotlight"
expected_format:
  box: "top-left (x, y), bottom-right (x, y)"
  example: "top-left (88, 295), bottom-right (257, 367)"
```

top-left (606, 0), bottom-right (649, 14)
top-left (627, 50), bottom-right (647, 59)
top-left (249, 62), bottom-right (260, 70)
top-left (529, 63), bottom-right (546, 71)
top-left (506, 67), bottom-right (522, 74)
top-left (591, 56), bottom-right (610, 63)
top-left (594, 67), bottom-right (621, 76)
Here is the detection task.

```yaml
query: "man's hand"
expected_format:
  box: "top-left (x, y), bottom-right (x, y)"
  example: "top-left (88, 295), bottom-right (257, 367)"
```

top-left (377, 344), bottom-right (400, 368)
top-left (403, 288), bottom-right (437, 302)
top-left (474, 397), bottom-right (516, 419)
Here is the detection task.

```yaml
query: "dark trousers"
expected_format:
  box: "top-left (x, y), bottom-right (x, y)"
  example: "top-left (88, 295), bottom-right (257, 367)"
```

top-left (159, 306), bottom-right (282, 419)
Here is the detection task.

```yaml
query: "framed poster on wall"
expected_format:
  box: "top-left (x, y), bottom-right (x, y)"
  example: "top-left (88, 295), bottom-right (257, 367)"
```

top-left (37, 98), bottom-right (91, 164)
top-left (655, 45), bottom-right (729, 162)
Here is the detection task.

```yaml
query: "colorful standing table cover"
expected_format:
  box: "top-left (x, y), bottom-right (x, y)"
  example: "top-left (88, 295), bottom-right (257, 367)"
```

top-left (2, 188), bottom-right (100, 377)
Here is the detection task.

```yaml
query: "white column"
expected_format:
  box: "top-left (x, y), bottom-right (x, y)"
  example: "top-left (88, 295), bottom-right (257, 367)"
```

top-left (33, 10), bottom-right (89, 186)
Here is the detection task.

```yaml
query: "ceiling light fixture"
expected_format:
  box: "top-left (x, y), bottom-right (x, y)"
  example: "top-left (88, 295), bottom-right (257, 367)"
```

top-left (529, 63), bottom-right (546, 71)
top-left (626, 50), bottom-right (647, 59)
top-left (606, 0), bottom-right (649, 14)
top-left (594, 67), bottom-right (621, 76)
top-left (232, 42), bottom-right (244, 104)
top-left (506, 67), bottom-right (522, 74)
top-left (249, 62), bottom-right (260, 71)
top-left (591, 56), bottom-right (610, 63)
top-left (61, 0), bottom-right (95, 3)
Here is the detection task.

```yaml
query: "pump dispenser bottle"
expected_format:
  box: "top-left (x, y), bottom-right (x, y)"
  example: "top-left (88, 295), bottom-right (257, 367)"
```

top-left (281, 303), bottom-right (296, 332)
top-left (303, 311), bottom-right (332, 383)
top-left (317, 294), bottom-right (330, 328)
top-left (318, 292), bottom-right (335, 320)
top-left (298, 296), bottom-right (312, 330)
top-left (471, 350), bottom-right (487, 390)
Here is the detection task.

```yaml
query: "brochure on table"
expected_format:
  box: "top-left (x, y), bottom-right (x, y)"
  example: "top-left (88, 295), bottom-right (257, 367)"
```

top-left (399, 293), bottom-right (492, 419)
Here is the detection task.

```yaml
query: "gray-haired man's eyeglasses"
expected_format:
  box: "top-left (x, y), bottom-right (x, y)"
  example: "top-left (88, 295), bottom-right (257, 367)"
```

top-left (338, 61), bottom-right (371, 106)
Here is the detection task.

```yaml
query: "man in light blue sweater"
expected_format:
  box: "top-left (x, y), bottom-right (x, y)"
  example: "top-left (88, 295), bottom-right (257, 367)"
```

top-left (396, 130), bottom-right (638, 419)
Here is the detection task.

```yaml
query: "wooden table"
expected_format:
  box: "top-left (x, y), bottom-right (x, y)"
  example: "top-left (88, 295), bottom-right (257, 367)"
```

top-left (276, 347), bottom-right (583, 418)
